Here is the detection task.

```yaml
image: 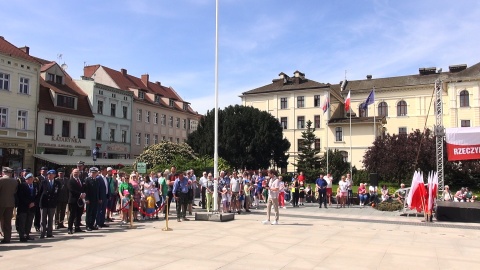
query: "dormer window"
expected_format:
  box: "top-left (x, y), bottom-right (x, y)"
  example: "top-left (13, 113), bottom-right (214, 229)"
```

top-left (154, 94), bottom-right (160, 104)
top-left (183, 103), bottom-right (188, 111)
top-left (47, 73), bottom-right (64, 84)
top-left (57, 94), bottom-right (75, 109)
top-left (55, 75), bottom-right (63, 84)
top-left (138, 91), bottom-right (145, 99)
top-left (169, 99), bottom-right (175, 107)
top-left (47, 73), bottom-right (55, 81)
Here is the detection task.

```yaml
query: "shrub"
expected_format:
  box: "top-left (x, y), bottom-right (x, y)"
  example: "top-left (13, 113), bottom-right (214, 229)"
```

top-left (374, 200), bottom-right (403, 211)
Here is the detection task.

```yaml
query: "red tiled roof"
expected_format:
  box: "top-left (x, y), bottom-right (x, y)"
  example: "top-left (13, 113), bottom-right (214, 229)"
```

top-left (83, 65), bottom-right (100, 78)
top-left (0, 36), bottom-right (40, 64)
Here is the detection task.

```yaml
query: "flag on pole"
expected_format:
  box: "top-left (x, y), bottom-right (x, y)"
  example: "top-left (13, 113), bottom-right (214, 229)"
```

top-left (344, 91), bottom-right (351, 112)
top-left (322, 94), bottom-right (330, 114)
top-left (408, 171), bottom-right (427, 213)
top-left (361, 88), bottom-right (375, 110)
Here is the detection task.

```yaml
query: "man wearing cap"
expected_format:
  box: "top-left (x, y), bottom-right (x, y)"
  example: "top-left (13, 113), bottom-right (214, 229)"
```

top-left (55, 169), bottom-right (69, 229)
top-left (84, 167), bottom-right (100, 231)
top-left (38, 170), bottom-right (61, 238)
top-left (18, 168), bottom-right (31, 183)
top-left (77, 161), bottom-right (87, 182)
top-left (96, 167), bottom-right (110, 228)
top-left (34, 166), bottom-right (48, 232)
top-left (67, 168), bottom-right (86, 234)
top-left (0, 167), bottom-right (19, 243)
top-left (16, 173), bottom-right (37, 242)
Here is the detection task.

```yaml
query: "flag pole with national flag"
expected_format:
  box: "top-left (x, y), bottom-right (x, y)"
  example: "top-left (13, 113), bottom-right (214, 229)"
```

top-left (345, 90), bottom-right (352, 174)
top-left (322, 92), bottom-right (330, 173)
top-left (361, 87), bottom-right (376, 138)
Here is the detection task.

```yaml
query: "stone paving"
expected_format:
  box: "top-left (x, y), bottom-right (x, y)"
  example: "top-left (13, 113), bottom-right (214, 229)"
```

top-left (1, 202), bottom-right (480, 269)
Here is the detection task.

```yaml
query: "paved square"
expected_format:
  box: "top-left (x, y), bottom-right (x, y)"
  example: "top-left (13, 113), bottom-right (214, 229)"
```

top-left (1, 204), bottom-right (479, 269)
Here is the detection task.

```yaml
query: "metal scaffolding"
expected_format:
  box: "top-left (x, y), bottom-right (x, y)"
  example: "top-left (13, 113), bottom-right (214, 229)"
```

top-left (434, 79), bottom-right (445, 196)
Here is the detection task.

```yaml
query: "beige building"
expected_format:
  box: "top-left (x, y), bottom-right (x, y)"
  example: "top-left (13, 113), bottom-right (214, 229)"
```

top-left (0, 38), bottom-right (41, 172)
top-left (83, 65), bottom-right (201, 157)
top-left (241, 64), bottom-right (480, 171)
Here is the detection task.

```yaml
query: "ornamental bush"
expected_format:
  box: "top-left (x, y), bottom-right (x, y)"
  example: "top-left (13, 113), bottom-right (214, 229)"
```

top-left (135, 141), bottom-right (197, 168)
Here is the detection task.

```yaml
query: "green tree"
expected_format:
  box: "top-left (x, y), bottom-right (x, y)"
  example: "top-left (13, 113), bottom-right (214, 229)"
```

top-left (187, 105), bottom-right (290, 170)
top-left (135, 141), bottom-right (197, 169)
top-left (293, 120), bottom-right (321, 182)
top-left (323, 149), bottom-right (350, 182)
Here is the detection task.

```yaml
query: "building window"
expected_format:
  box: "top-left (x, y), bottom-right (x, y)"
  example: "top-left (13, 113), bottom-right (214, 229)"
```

top-left (55, 75), bottom-right (63, 84)
top-left (121, 130), bottom-right (127, 143)
top-left (145, 111), bottom-right (150, 123)
top-left (138, 91), bottom-right (145, 99)
top-left (280, 117), bottom-right (287, 129)
top-left (297, 96), bottom-right (305, 108)
top-left (110, 103), bottom-right (116, 117)
top-left (161, 114), bottom-right (166, 126)
top-left (47, 73), bottom-right (55, 82)
top-left (43, 118), bottom-right (54, 135)
top-left (19, 77), bottom-right (29, 94)
top-left (137, 109), bottom-right (142, 121)
top-left (98, 90), bottom-right (103, 95)
top-left (154, 134), bottom-right (158, 144)
top-left (145, 134), bottom-right (150, 146)
top-left (57, 95), bottom-right (75, 109)
top-left (154, 113), bottom-right (158, 124)
top-left (297, 139), bottom-right (303, 151)
top-left (461, 120), bottom-right (471, 127)
top-left (399, 127), bottom-right (407, 135)
top-left (0, 72), bottom-right (10, 90)
top-left (169, 99), bottom-right (175, 107)
top-left (460, 90), bottom-right (469, 107)
top-left (176, 118), bottom-right (180, 128)
top-left (62, 121), bottom-right (70, 137)
top-left (169, 137), bottom-right (173, 142)
top-left (335, 127), bottom-right (343, 142)
top-left (112, 93), bottom-right (116, 98)
top-left (176, 138), bottom-right (180, 144)
top-left (0, 107), bottom-right (8, 128)
top-left (96, 127), bottom-right (102, 140)
top-left (378, 102), bottom-right (388, 117)
top-left (397, 100), bottom-right (407, 116)
top-left (359, 103), bottom-right (368, 117)
top-left (136, 132), bottom-right (141, 145)
top-left (122, 106), bottom-right (128, 119)
top-left (17, 110), bottom-right (27, 130)
top-left (297, 116), bottom-right (305, 129)
top-left (280, 98), bottom-right (288, 109)
top-left (78, 123), bottom-right (85, 139)
top-left (109, 129), bottom-right (115, 142)
top-left (314, 115), bottom-right (321, 128)
top-left (162, 136), bottom-right (166, 141)
top-left (97, 100), bottom-right (103, 114)
top-left (314, 139), bottom-right (321, 150)
top-left (182, 119), bottom-right (186, 129)
top-left (154, 95), bottom-right (160, 103)
top-left (169, 116), bottom-right (173, 127)
top-left (340, 151), bottom-right (348, 162)
top-left (124, 96), bottom-right (127, 101)
top-left (314, 95), bottom-right (321, 107)
top-left (183, 103), bottom-right (188, 111)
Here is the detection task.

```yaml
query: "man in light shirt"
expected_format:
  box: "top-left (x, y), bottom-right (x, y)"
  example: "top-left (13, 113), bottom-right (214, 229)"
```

top-left (262, 169), bottom-right (280, 225)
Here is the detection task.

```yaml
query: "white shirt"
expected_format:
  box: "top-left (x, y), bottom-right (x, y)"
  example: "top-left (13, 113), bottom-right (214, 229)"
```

top-left (268, 178), bottom-right (280, 198)
top-left (339, 180), bottom-right (348, 192)
top-left (102, 174), bottom-right (108, 195)
top-left (324, 176), bottom-right (333, 188)
top-left (199, 176), bottom-right (208, 188)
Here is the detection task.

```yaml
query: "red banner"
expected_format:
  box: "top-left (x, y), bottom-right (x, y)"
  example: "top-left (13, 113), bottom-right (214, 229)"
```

top-left (446, 127), bottom-right (480, 161)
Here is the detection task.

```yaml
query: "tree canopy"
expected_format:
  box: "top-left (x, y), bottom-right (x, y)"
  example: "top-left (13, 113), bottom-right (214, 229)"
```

top-left (293, 120), bottom-right (322, 181)
top-left (187, 105), bottom-right (290, 170)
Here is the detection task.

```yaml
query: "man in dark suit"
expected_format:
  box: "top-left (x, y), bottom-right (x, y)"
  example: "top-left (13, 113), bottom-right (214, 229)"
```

top-left (77, 161), bottom-right (87, 182)
top-left (16, 173), bottom-right (38, 242)
top-left (38, 170), bottom-right (61, 238)
top-left (34, 166), bottom-right (48, 232)
top-left (96, 167), bottom-right (110, 228)
top-left (55, 169), bottom-right (69, 229)
top-left (0, 167), bottom-right (19, 243)
top-left (84, 167), bottom-right (100, 231)
top-left (67, 168), bottom-right (85, 234)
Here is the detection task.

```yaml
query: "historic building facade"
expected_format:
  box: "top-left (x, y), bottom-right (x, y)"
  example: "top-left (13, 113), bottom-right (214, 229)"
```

top-left (0, 38), bottom-right (41, 172)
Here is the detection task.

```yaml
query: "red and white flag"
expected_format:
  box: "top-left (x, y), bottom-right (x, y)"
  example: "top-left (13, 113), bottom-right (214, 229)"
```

top-left (408, 171), bottom-right (427, 213)
top-left (344, 91), bottom-right (351, 112)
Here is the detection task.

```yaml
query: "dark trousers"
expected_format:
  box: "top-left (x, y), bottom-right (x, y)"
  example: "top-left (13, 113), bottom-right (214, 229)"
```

top-left (40, 208), bottom-right (55, 237)
top-left (68, 202), bottom-right (84, 230)
top-left (201, 187), bottom-right (206, 209)
top-left (96, 198), bottom-right (108, 226)
top-left (165, 190), bottom-right (173, 214)
top-left (34, 205), bottom-right (41, 229)
top-left (318, 189), bottom-right (327, 207)
top-left (347, 190), bottom-right (353, 205)
top-left (0, 207), bottom-right (14, 241)
top-left (16, 209), bottom-right (35, 239)
top-left (176, 193), bottom-right (188, 219)
top-left (85, 203), bottom-right (98, 228)
top-left (55, 201), bottom-right (67, 225)
top-left (292, 191), bottom-right (299, 207)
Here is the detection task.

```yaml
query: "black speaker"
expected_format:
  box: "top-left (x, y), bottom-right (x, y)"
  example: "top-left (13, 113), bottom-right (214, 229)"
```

top-left (369, 173), bottom-right (378, 187)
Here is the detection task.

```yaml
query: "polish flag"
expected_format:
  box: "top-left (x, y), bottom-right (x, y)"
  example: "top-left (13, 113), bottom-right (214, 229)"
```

top-left (344, 91), bottom-right (351, 112)
top-left (408, 171), bottom-right (427, 213)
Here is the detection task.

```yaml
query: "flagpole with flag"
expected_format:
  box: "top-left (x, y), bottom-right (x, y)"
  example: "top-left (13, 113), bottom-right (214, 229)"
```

top-left (322, 92), bottom-right (330, 173)
top-left (361, 87), bottom-right (376, 139)
top-left (345, 90), bottom-right (352, 174)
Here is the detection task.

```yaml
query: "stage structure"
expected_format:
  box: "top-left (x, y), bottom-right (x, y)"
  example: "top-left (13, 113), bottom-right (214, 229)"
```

top-left (434, 80), bottom-right (445, 197)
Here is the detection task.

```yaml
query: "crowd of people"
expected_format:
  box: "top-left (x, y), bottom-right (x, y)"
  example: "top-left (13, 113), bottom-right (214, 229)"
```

top-left (443, 186), bottom-right (477, 202)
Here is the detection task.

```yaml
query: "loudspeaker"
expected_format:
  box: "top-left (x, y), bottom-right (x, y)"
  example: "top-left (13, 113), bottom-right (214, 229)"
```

top-left (369, 173), bottom-right (378, 187)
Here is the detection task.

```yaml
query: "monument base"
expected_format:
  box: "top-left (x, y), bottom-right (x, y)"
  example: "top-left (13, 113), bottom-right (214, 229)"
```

top-left (195, 212), bottom-right (235, 222)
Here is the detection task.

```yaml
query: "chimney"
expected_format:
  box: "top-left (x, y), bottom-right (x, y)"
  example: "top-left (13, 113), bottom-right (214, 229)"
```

top-left (120, 68), bottom-right (127, 76)
top-left (419, 67), bottom-right (436, 75)
top-left (155, 81), bottom-right (161, 86)
top-left (141, 74), bottom-right (149, 87)
top-left (449, 64), bottom-right (467, 73)
top-left (19, 46), bottom-right (30, 55)
top-left (366, 75), bottom-right (372, 80)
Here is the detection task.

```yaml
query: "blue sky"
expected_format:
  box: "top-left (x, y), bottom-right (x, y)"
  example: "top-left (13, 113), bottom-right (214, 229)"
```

top-left (2, 0), bottom-right (479, 114)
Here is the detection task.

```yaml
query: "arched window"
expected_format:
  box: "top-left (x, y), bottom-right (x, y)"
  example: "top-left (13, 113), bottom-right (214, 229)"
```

top-left (397, 100), bottom-right (407, 116)
top-left (359, 103), bottom-right (368, 117)
top-left (378, 102), bottom-right (388, 117)
top-left (460, 90), bottom-right (469, 107)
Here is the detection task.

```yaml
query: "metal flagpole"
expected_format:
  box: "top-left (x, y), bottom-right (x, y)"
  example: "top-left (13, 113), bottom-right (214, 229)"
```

top-left (373, 87), bottom-right (376, 139)
top-left (349, 105), bottom-right (352, 175)
top-left (326, 91), bottom-right (330, 174)
top-left (213, 0), bottom-right (219, 212)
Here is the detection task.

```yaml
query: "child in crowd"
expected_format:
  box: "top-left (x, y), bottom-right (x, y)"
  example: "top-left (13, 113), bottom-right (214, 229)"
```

top-left (221, 186), bottom-right (228, 213)
top-left (121, 190), bottom-right (130, 224)
top-left (146, 192), bottom-right (156, 219)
